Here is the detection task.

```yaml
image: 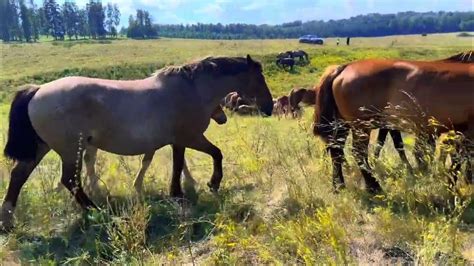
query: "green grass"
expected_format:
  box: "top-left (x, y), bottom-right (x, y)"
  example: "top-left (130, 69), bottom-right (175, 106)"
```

top-left (0, 33), bottom-right (473, 264)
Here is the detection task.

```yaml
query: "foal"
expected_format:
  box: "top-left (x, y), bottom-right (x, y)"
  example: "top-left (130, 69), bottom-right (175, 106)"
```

top-left (84, 105), bottom-right (228, 195)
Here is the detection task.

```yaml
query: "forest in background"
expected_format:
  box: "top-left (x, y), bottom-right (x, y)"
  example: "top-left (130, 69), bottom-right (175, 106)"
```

top-left (1, 1), bottom-right (473, 42)
top-left (154, 11), bottom-right (474, 39)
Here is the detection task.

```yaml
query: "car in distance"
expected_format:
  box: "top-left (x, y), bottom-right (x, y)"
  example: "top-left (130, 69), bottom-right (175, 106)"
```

top-left (299, 35), bottom-right (324, 44)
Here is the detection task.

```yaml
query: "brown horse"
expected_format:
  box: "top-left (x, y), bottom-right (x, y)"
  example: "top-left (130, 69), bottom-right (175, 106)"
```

top-left (1, 55), bottom-right (273, 231)
top-left (288, 87), bottom-right (317, 118)
top-left (274, 95), bottom-right (290, 118)
top-left (223, 91), bottom-right (252, 112)
top-left (375, 50), bottom-right (474, 169)
top-left (313, 59), bottom-right (473, 193)
top-left (286, 85), bottom-right (412, 169)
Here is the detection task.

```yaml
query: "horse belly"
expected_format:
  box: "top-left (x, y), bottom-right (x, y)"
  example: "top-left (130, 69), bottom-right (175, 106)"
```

top-left (29, 88), bottom-right (173, 156)
top-left (406, 83), bottom-right (474, 127)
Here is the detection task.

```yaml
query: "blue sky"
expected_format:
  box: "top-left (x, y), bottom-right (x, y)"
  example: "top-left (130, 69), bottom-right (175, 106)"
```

top-left (37, 0), bottom-right (473, 27)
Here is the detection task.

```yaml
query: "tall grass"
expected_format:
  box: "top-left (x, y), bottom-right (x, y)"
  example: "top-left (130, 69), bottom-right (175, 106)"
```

top-left (0, 33), bottom-right (473, 264)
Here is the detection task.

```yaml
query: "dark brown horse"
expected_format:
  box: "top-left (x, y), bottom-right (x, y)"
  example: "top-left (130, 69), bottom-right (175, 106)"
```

top-left (276, 57), bottom-right (295, 71)
top-left (313, 59), bottom-right (473, 193)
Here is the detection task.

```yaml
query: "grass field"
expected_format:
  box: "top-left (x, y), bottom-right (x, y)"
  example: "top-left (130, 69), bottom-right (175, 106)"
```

top-left (0, 32), bottom-right (473, 264)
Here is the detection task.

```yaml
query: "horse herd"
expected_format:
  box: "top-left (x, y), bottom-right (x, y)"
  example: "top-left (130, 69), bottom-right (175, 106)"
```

top-left (276, 50), bottom-right (309, 70)
top-left (0, 51), bottom-right (473, 231)
top-left (220, 87), bottom-right (314, 117)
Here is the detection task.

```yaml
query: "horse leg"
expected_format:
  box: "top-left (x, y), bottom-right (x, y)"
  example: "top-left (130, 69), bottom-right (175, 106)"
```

top-left (1, 144), bottom-right (50, 231)
top-left (389, 129), bottom-right (413, 172)
top-left (83, 146), bottom-right (100, 194)
top-left (374, 128), bottom-right (389, 158)
top-left (60, 153), bottom-right (97, 210)
top-left (170, 145), bottom-right (185, 198)
top-left (133, 152), bottom-right (155, 194)
top-left (182, 159), bottom-right (197, 187)
top-left (326, 125), bottom-right (349, 191)
top-left (185, 135), bottom-right (223, 193)
top-left (352, 129), bottom-right (383, 193)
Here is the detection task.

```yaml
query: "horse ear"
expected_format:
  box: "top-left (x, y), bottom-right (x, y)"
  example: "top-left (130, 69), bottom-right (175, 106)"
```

top-left (246, 54), bottom-right (253, 64)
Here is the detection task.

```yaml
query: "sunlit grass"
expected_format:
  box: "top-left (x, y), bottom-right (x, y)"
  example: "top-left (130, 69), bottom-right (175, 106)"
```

top-left (0, 33), bottom-right (473, 264)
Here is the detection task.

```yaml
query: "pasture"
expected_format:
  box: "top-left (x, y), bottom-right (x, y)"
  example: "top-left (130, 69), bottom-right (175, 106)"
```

top-left (0, 32), bottom-right (473, 264)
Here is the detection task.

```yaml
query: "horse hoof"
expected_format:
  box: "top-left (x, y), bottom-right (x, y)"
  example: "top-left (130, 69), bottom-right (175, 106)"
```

top-left (367, 184), bottom-right (383, 195)
top-left (0, 217), bottom-right (14, 233)
top-left (207, 182), bottom-right (219, 193)
top-left (170, 190), bottom-right (185, 199)
top-left (332, 184), bottom-right (346, 193)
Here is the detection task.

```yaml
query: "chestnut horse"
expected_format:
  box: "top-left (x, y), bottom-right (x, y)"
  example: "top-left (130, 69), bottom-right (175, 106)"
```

top-left (288, 87), bottom-right (316, 118)
top-left (1, 55), bottom-right (273, 231)
top-left (313, 59), bottom-right (473, 193)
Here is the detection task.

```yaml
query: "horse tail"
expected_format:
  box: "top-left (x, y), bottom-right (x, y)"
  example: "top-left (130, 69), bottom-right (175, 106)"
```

top-left (313, 64), bottom-right (348, 141)
top-left (4, 85), bottom-right (44, 161)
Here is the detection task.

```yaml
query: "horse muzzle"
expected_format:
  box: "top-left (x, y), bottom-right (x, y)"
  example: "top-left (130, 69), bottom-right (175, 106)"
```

top-left (259, 102), bottom-right (273, 116)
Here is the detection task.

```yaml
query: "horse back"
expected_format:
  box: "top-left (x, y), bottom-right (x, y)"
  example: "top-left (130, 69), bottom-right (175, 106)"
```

top-left (332, 59), bottom-right (474, 128)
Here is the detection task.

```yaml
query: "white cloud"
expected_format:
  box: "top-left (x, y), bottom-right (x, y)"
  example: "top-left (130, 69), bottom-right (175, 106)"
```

top-left (241, 1), bottom-right (268, 11)
top-left (139, 0), bottom-right (187, 10)
top-left (195, 2), bottom-right (224, 16)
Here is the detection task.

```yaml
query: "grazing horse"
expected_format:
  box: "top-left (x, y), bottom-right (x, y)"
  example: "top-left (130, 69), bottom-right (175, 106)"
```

top-left (277, 51), bottom-right (293, 59)
top-left (288, 87), bottom-right (314, 118)
top-left (276, 58), bottom-right (295, 71)
top-left (1, 55), bottom-right (273, 231)
top-left (274, 95), bottom-right (290, 118)
top-left (313, 60), bottom-right (473, 193)
top-left (223, 91), bottom-right (252, 111)
top-left (291, 50), bottom-right (309, 61)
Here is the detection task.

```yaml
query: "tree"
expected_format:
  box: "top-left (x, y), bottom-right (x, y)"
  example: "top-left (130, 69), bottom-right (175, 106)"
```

top-left (43, 0), bottom-right (64, 40)
top-left (2, 0), bottom-right (23, 41)
top-left (127, 9), bottom-right (157, 39)
top-left (87, 0), bottom-right (106, 38)
top-left (143, 11), bottom-right (157, 38)
top-left (63, 0), bottom-right (79, 40)
top-left (460, 20), bottom-right (474, 31)
top-left (29, 0), bottom-right (40, 41)
top-left (112, 3), bottom-right (120, 36)
top-left (105, 2), bottom-right (113, 36)
top-left (76, 8), bottom-right (88, 38)
top-left (19, 0), bottom-right (32, 42)
top-left (0, 0), bottom-right (13, 41)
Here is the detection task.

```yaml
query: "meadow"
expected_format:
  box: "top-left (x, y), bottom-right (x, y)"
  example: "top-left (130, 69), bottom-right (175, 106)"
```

top-left (0, 32), bottom-right (473, 264)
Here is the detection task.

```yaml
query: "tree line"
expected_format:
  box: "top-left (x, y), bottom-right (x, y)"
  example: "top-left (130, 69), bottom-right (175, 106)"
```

top-left (125, 9), bottom-right (158, 39)
top-left (1, 0), bottom-right (120, 42)
top-left (154, 11), bottom-right (474, 39)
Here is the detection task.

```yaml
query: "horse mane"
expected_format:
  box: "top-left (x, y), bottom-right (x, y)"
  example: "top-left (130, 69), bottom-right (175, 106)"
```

top-left (155, 56), bottom-right (261, 80)
top-left (440, 50), bottom-right (474, 63)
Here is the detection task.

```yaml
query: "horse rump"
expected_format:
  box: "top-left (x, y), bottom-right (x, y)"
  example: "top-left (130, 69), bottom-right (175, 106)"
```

top-left (4, 85), bottom-right (43, 161)
top-left (313, 65), bottom-right (347, 140)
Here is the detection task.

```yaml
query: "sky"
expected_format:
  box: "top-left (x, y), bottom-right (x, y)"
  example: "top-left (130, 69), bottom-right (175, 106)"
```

top-left (36, 0), bottom-right (473, 27)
